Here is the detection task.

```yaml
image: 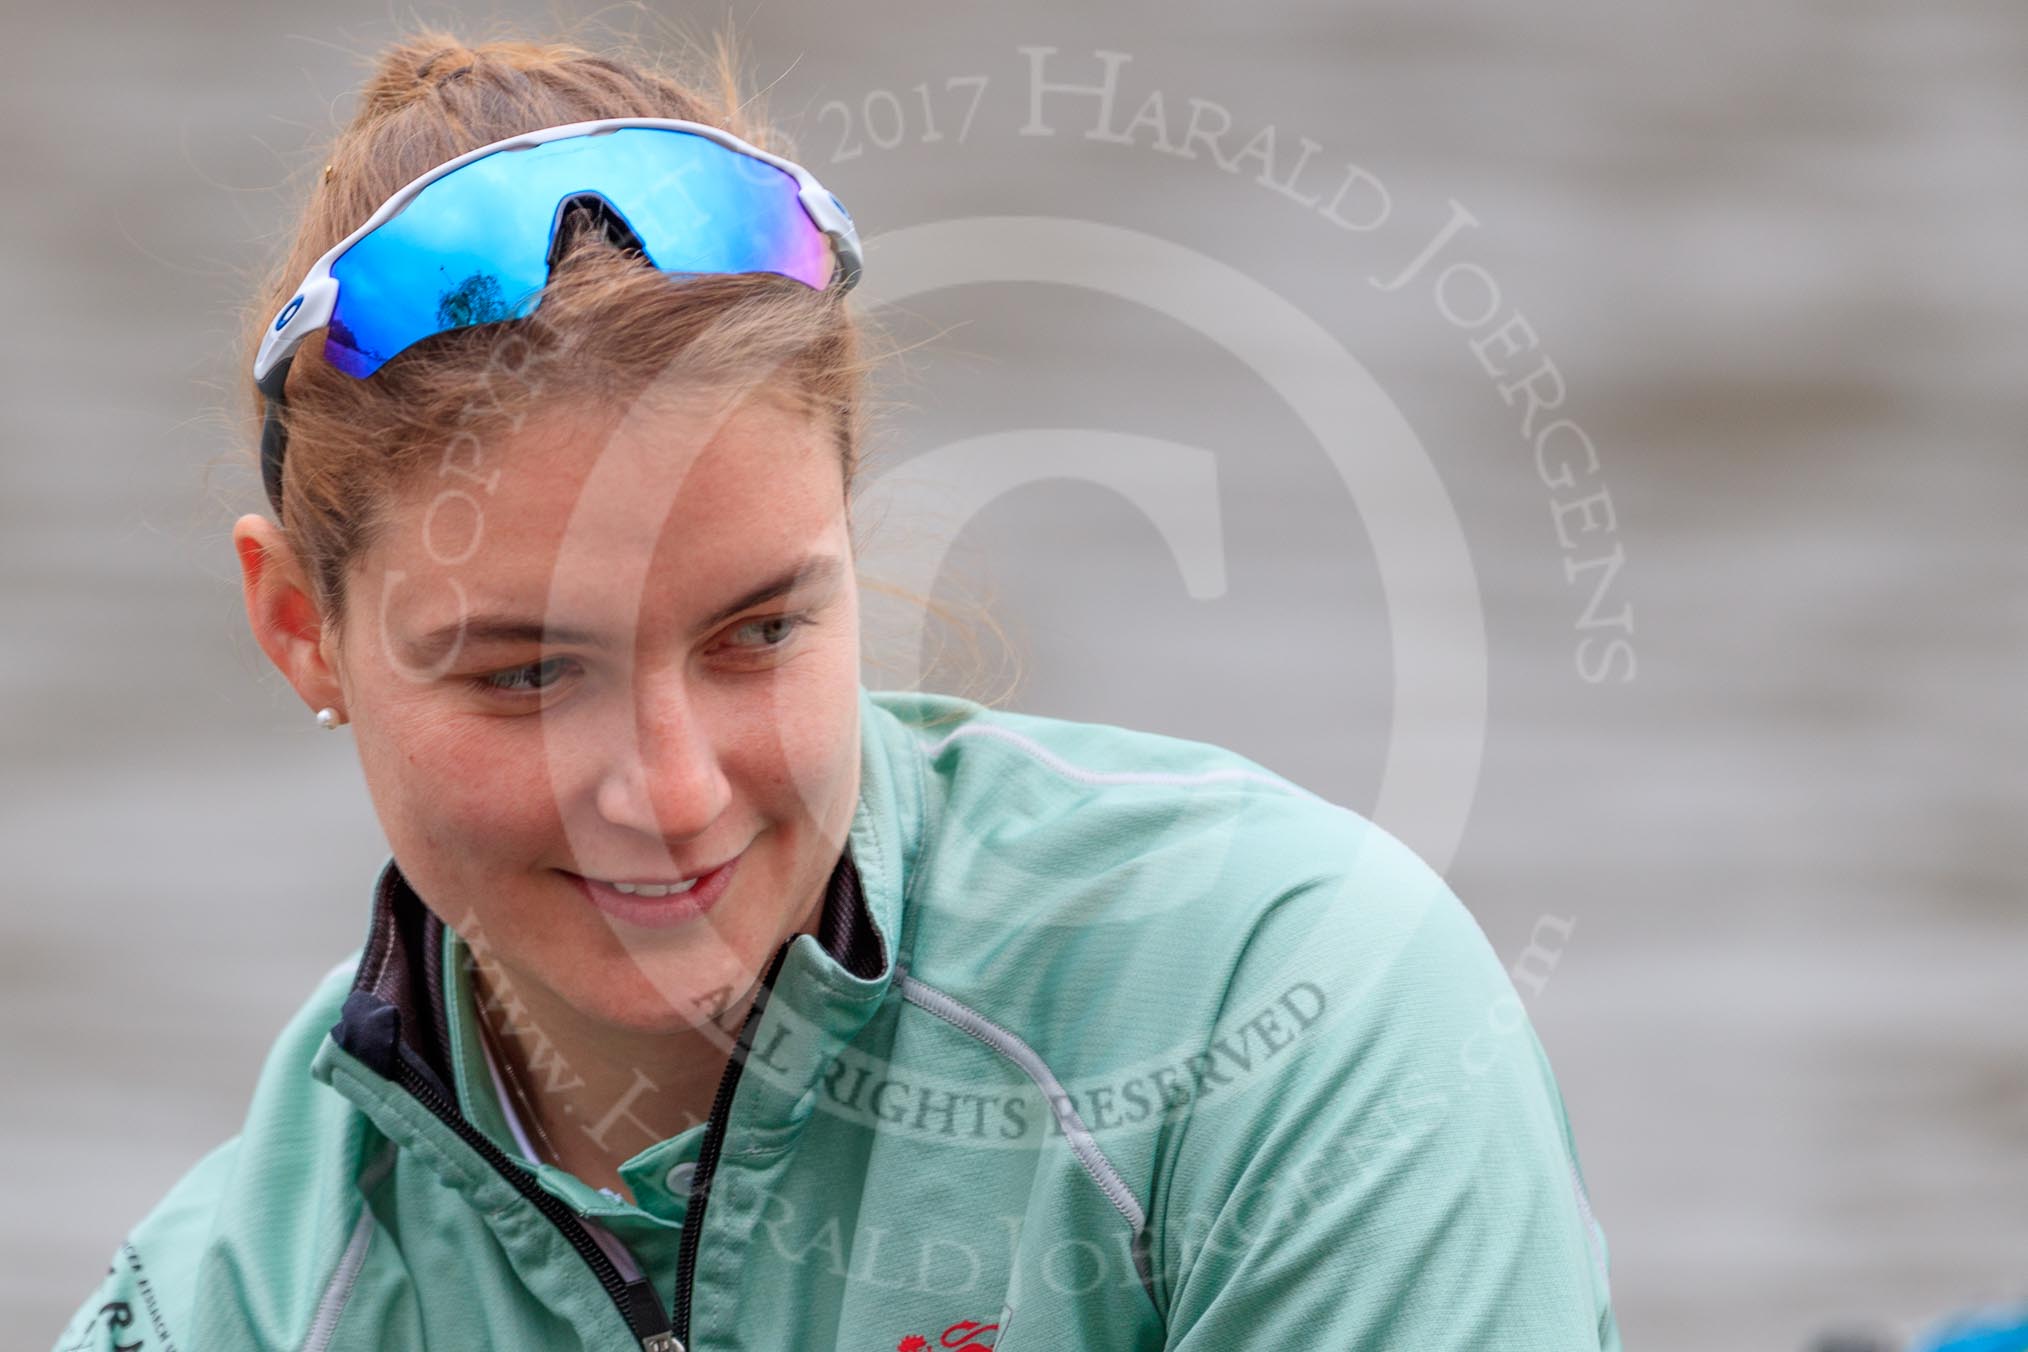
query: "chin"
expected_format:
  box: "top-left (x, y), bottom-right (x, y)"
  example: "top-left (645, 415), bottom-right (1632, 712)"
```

top-left (564, 944), bottom-right (759, 1037)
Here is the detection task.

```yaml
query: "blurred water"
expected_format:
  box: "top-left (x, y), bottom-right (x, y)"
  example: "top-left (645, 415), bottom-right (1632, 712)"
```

top-left (3, 2), bottom-right (2024, 1348)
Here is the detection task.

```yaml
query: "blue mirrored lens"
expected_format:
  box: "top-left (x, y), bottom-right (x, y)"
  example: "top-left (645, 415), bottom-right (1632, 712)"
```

top-left (325, 128), bottom-right (832, 378)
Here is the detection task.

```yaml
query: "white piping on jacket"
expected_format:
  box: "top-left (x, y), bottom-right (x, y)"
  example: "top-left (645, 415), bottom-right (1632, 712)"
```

top-left (302, 1142), bottom-right (396, 1352)
top-left (895, 968), bottom-right (1155, 1300)
top-left (929, 721), bottom-right (1321, 800)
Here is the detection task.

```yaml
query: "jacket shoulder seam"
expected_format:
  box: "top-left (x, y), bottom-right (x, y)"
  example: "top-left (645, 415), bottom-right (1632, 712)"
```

top-left (299, 1141), bottom-right (397, 1352)
top-left (895, 969), bottom-right (1154, 1300)
top-left (928, 720), bottom-right (1317, 800)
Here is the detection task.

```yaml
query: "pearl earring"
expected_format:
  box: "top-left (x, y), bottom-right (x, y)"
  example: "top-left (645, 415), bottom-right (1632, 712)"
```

top-left (316, 707), bottom-right (343, 730)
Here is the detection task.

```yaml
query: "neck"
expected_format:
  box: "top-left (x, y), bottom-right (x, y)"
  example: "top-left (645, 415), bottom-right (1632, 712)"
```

top-left (467, 890), bottom-right (825, 1198)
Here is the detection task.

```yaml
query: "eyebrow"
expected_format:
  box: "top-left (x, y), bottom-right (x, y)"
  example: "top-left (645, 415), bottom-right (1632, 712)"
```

top-left (401, 554), bottom-right (845, 664)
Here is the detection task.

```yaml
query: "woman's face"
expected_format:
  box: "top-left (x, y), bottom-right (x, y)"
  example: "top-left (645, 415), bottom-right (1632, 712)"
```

top-left (327, 386), bottom-right (861, 1037)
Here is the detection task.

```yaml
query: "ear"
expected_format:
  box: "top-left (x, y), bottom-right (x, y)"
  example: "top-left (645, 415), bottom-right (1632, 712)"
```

top-left (232, 514), bottom-right (348, 719)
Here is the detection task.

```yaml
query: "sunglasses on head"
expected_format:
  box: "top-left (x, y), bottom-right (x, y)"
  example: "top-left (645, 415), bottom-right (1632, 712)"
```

top-left (251, 117), bottom-right (863, 517)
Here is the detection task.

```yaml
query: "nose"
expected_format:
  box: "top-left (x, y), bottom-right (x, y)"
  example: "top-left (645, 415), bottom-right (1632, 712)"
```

top-left (593, 674), bottom-right (732, 843)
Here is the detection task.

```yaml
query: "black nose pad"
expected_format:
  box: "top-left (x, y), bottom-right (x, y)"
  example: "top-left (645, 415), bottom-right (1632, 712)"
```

top-left (546, 192), bottom-right (650, 273)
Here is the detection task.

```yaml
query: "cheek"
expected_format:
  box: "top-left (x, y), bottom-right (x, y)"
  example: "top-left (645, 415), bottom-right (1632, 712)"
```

top-left (746, 666), bottom-right (860, 819)
top-left (360, 712), bottom-right (558, 858)
top-left (803, 711), bottom-right (863, 845)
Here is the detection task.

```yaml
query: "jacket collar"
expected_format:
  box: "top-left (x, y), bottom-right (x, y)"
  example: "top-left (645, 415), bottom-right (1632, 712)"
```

top-left (313, 685), bottom-right (925, 1153)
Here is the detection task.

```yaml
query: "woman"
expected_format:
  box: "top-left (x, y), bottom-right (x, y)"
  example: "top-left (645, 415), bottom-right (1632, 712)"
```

top-left (56, 29), bottom-right (1620, 1352)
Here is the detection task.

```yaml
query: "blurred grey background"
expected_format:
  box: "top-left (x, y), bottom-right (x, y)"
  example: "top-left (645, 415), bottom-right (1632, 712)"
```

top-left (3, 2), bottom-right (2024, 1348)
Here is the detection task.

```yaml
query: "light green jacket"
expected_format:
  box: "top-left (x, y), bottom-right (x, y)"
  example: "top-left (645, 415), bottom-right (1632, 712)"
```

top-left (56, 687), bottom-right (1620, 1350)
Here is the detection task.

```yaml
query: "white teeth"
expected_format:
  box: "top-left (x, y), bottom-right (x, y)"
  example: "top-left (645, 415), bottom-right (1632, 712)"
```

top-left (606, 878), bottom-right (699, 897)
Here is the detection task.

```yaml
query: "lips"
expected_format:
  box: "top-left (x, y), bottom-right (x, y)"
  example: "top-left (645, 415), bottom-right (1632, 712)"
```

top-left (563, 852), bottom-right (741, 930)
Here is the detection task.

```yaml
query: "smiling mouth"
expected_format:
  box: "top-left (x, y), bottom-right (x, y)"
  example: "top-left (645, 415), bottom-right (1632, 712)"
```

top-left (562, 852), bottom-right (742, 897)
top-left (562, 853), bottom-right (743, 931)
top-left (594, 877), bottom-right (698, 897)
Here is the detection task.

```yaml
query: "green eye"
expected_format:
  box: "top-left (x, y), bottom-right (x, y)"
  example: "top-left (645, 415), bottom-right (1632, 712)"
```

top-left (479, 656), bottom-right (578, 695)
top-left (730, 615), bottom-right (806, 649)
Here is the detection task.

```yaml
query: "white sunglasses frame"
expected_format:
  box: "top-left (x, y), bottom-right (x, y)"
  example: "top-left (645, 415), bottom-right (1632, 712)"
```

top-left (253, 115), bottom-right (862, 389)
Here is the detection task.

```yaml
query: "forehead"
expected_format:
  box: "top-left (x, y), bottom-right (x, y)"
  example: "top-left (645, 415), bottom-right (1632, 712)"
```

top-left (362, 388), bottom-right (844, 638)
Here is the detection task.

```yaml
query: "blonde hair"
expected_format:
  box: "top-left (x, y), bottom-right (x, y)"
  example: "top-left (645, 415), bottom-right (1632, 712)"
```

top-left (240, 24), bottom-right (1016, 708)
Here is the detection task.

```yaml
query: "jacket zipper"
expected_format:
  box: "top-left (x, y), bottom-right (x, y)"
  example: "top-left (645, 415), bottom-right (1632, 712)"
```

top-left (391, 1056), bottom-right (678, 1351)
top-left (376, 936), bottom-right (793, 1351)
top-left (672, 939), bottom-right (794, 1349)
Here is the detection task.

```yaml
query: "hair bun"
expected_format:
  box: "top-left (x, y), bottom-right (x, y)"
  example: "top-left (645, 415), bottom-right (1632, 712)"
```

top-left (356, 32), bottom-right (516, 119)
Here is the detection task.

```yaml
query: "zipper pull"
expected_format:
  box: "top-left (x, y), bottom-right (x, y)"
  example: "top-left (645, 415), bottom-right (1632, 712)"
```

top-left (615, 1274), bottom-right (678, 1350)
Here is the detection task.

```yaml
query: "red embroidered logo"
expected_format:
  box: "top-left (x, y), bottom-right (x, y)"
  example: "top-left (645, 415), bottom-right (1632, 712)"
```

top-left (896, 1319), bottom-right (1000, 1351)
